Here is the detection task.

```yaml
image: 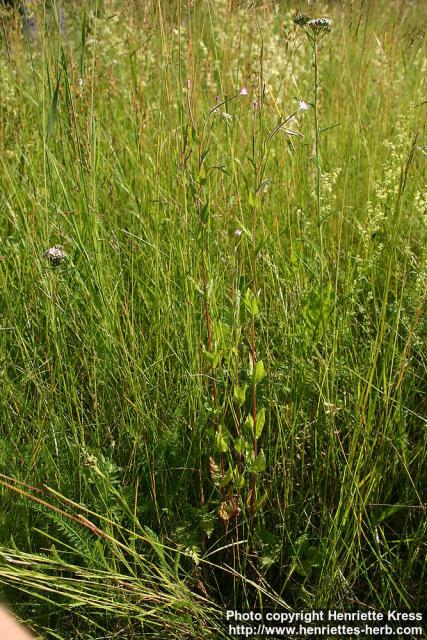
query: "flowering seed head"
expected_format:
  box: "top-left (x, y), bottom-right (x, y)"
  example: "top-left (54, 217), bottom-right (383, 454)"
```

top-left (308, 17), bottom-right (332, 34)
top-left (43, 245), bottom-right (66, 266)
top-left (293, 13), bottom-right (310, 26)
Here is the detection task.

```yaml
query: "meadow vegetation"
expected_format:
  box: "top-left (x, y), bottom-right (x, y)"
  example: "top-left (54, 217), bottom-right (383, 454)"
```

top-left (0, 0), bottom-right (426, 637)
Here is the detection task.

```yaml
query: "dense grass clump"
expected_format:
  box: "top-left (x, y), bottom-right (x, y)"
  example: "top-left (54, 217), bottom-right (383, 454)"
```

top-left (0, 0), bottom-right (426, 637)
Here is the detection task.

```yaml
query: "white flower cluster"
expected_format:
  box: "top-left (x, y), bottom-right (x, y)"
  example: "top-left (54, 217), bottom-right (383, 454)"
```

top-left (357, 201), bottom-right (386, 249)
top-left (293, 15), bottom-right (332, 34)
top-left (308, 18), bottom-right (332, 34)
top-left (43, 245), bottom-right (66, 266)
top-left (293, 14), bottom-right (310, 27)
top-left (414, 190), bottom-right (427, 225)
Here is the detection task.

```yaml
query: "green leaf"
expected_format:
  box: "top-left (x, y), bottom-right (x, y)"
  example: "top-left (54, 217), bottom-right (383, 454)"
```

top-left (234, 436), bottom-right (247, 454)
top-left (200, 147), bottom-right (210, 166)
top-left (374, 504), bottom-right (404, 525)
top-left (203, 347), bottom-right (223, 368)
top-left (219, 465), bottom-right (233, 487)
top-left (200, 202), bottom-right (209, 224)
top-left (191, 127), bottom-right (200, 145)
top-left (250, 449), bottom-right (266, 473)
top-left (253, 490), bottom-right (268, 513)
top-left (255, 407), bottom-right (266, 438)
top-left (244, 414), bottom-right (254, 430)
top-left (254, 360), bottom-right (266, 384)
top-left (304, 546), bottom-right (322, 566)
top-left (214, 425), bottom-right (229, 453)
top-left (234, 384), bottom-right (248, 406)
top-left (233, 468), bottom-right (245, 489)
top-left (244, 289), bottom-right (259, 316)
top-left (185, 545), bottom-right (201, 566)
top-left (247, 354), bottom-right (254, 378)
top-left (299, 559), bottom-right (313, 578)
top-left (291, 538), bottom-right (322, 578)
top-left (199, 510), bottom-right (216, 538)
top-left (292, 535), bottom-right (310, 558)
top-left (47, 71), bottom-right (62, 142)
top-left (203, 350), bottom-right (213, 364)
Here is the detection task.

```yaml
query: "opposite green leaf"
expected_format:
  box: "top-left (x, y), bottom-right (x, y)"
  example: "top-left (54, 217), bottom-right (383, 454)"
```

top-left (244, 414), bottom-right (254, 430)
top-left (234, 384), bottom-right (248, 406)
top-left (219, 466), bottom-right (233, 487)
top-left (250, 449), bottom-right (266, 473)
top-left (255, 407), bottom-right (266, 438)
top-left (244, 289), bottom-right (259, 316)
top-left (214, 426), bottom-right (229, 453)
top-left (254, 360), bottom-right (266, 384)
top-left (234, 436), bottom-right (247, 454)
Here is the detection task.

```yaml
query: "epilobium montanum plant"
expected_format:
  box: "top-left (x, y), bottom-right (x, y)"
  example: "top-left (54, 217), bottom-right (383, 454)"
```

top-left (185, 75), bottom-right (308, 562)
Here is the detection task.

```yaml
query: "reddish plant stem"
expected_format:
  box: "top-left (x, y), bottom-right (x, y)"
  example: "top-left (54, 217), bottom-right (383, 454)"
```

top-left (201, 250), bottom-right (221, 438)
top-left (249, 314), bottom-right (257, 526)
top-left (249, 100), bottom-right (259, 533)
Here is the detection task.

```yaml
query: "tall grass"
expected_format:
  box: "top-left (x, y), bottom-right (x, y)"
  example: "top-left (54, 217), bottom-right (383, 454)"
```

top-left (0, 0), bottom-right (426, 637)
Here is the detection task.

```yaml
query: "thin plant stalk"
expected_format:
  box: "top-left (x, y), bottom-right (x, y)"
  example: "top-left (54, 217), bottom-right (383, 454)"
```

top-left (312, 37), bottom-right (327, 342)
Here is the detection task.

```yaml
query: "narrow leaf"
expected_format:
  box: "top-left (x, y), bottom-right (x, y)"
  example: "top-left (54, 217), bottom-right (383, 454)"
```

top-left (47, 72), bottom-right (62, 142)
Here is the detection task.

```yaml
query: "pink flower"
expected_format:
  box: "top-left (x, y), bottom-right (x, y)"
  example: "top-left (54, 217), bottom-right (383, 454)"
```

top-left (298, 100), bottom-right (310, 111)
top-left (240, 87), bottom-right (248, 96)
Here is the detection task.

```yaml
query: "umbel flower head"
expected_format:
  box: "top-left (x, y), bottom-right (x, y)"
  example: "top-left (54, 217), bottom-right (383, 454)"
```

top-left (293, 13), bottom-right (310, 26)
top-left (308, 17), bottom-right (332, 34)
top-left (43, 245), bottom-right (66, 266)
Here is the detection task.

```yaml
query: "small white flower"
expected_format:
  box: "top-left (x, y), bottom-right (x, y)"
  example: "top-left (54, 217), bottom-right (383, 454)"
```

top-left (234, 229), bottom-right (242, 237)
top-left (298, 100), bottom-right (310, 111)
top-left (239, 87), bottom-right (248, 96)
